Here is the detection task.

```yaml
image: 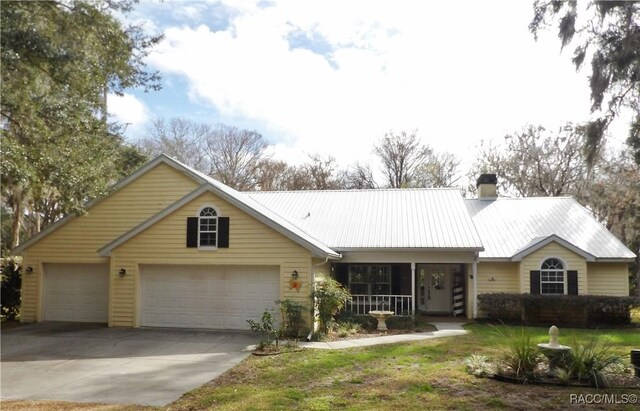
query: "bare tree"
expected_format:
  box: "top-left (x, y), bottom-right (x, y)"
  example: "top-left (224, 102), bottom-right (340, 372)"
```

top-left (138, 117), bottom-right (209, 172)
top-left (255, 159), bottom-right (298, 191)
top-left (204, 125), bottom-right (269, 190)
top-left (374, 130), bottom-right (431, 188)
top-left (343, 162), bottom-right (378, 189)
top-left (584, 150), bottom-right (640, 295)
top-left (411, 152), bottom-right (461, 188)
top-left (138, 118), bottom-right (270, 191)
top-left (469, 124), bottom-right (592, 197)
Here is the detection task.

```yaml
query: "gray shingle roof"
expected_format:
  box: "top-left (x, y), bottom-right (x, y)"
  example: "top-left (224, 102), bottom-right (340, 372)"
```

top-left (465, 197), bottom-right (635, 260)
top-left (248, 189), bottom-right (484, 250)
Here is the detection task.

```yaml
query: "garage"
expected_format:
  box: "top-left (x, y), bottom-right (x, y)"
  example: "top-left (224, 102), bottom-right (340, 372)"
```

top-left (43, 263), bottom-right (109, 322)
top-left (140, 265), bottom-right (280, 330)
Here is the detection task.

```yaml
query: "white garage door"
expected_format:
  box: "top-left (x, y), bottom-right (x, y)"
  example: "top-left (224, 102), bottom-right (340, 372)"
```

top-left (140, 265), bottom-right (280, 330)
top-left (43, 263), bottom-right (109, 322)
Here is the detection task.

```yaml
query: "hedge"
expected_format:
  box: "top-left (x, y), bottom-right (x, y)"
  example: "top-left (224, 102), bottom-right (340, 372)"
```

top-left (478, 293), bottom-right (640, 327)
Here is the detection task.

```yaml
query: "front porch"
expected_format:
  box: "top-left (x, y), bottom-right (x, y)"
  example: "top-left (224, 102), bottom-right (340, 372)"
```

top-left (334, 263), bottom-right (469, 317)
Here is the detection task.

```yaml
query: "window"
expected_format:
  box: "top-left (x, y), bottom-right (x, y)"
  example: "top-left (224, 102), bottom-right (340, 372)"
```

top-left (348, 265), bottom-right (391, 295)
top-left (198, 206), bottom-right (218, 247)
top-left (540, 258), bottom-right (565, 294)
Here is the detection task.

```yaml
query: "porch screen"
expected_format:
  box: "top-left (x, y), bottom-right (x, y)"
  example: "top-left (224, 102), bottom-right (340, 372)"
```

top-left (348, 265), bottom-right (391, 295)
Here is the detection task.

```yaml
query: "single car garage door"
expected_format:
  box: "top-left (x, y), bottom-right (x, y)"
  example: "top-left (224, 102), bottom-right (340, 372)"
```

top-left (43, 263), bottom-right (109, 322)
top-left (140, 265), bottom-right (280, 330)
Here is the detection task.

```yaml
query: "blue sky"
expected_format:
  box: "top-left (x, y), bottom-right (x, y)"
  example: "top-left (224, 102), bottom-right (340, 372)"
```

top-left (108, 0), bottom-right (631, 170)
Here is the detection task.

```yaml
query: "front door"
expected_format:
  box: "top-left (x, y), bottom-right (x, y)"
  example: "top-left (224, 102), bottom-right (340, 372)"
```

top-left (417, 264), bottom-right (453, 313)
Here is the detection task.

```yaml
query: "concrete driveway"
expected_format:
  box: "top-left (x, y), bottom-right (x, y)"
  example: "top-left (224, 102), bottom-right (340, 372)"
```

top-left (1, 322), bottom-right (256, 406)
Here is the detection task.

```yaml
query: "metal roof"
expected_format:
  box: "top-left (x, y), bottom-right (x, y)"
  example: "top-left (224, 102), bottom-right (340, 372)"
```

top-left (465, 197), bottom-right (636, 260)
top-left (248, 189), bottom-right (484, 250)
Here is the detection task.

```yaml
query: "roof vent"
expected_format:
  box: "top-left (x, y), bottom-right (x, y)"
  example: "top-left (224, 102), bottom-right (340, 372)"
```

top-left (476, 174), bottom-right (497, 199)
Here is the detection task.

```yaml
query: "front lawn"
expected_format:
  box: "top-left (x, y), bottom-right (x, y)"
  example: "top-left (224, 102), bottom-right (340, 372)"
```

top-left (4, 324), bottom-right (638, 410)
top-left (168, 325), bottom-right (639, 410)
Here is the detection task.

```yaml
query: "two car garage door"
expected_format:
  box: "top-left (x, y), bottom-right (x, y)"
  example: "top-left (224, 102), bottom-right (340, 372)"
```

top-left (43, 264), bottom-right (280, 330)
top-left (140, 265), bottom-right (280, 330)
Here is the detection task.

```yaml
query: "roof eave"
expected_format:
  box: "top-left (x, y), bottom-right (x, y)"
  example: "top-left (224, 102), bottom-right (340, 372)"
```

top-left (15, 154), bottom-right (204, 254)
top-left (510, 234), bottom-right (596, 262)
top-left (99, 183), bottom-right (340, 260)
top-left (335, 247), bottom-right (484, 252)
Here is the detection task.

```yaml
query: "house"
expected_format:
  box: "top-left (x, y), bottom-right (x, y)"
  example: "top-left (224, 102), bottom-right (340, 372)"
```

top-left (14, 155), bottom-right (635, 330)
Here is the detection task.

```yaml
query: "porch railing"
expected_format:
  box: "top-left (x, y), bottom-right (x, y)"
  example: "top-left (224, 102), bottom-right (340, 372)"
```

top-left (346, 295), bottom-right (413, 316)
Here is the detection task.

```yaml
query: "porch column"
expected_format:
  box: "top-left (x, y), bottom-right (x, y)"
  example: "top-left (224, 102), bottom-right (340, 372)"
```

top-left (411, 262), bottom-right (416, 315)
top-left (472, 253), bottom-right (478, 319)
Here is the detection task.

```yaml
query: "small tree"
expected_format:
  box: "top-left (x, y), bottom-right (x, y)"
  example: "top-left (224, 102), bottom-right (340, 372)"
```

top-left (277, 299), bottom-right (309, 338)
top-left (247, 310), bottom-right (279, 350)
top-left (312, 274), bottom-right (351, 335)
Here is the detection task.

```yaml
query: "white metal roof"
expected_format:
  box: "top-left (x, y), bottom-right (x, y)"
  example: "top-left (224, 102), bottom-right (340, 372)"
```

top-left (248, 189), bottom-right (484, 250)
top-left (465, 197), bottom-right (636, 261)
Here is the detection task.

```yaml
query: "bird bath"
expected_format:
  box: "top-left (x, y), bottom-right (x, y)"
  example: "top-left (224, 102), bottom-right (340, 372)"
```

top-left (537, 325), bottom-right (571, 373)
top-left (369, 310), bottom-right (394, 331)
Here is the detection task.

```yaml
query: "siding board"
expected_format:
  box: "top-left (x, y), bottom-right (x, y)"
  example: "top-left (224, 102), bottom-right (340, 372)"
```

top-left (20, 164), bottom-right (199, 322)
top-left (111, 191), bottom-right (313, 327)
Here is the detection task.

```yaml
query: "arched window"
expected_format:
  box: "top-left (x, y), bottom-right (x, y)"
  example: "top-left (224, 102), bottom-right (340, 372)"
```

top-left (540, 258), bottom-right (565, 294)
top-left (198, 206), bottom-right (218, 247)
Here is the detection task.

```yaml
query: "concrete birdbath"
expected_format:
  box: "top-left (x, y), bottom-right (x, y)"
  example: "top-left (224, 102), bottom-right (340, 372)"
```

top-left (537, 325), bottom-right (571, 374)
top-left (369, 310), bottom-right (394, 331)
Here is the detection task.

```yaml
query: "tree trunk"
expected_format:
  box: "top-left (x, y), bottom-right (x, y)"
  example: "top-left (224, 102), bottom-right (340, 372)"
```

top-left (635, 248), bottom-right (640, 297)
top-left (11, 198), bottom-right (22, 249)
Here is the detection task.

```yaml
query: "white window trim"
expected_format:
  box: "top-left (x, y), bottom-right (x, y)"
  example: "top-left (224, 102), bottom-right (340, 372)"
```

top-left (197, 204), bottom-right (220, 250)
top-left (539, 256), bottom-right (567, 295)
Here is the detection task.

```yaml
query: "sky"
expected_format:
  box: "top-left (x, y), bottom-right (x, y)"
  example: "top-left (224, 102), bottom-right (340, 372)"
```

top-left (108, 0), bottom-right (632, 176)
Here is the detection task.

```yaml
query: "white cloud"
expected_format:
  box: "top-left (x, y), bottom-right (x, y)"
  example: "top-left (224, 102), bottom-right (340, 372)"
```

top-left (143, 0), bottom-right (624, 173)
top-left (107, 93), bottom-right (150, 135)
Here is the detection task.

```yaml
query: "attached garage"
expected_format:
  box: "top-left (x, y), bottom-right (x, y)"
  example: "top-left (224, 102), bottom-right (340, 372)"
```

top-left (43, 263), bottom-right (109, 322)
top-left (140, 265), bottom-right (280, 330)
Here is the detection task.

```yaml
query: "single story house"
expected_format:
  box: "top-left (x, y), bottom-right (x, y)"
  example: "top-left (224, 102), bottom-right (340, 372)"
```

top-left (14, 155), bottom-right (635, 330)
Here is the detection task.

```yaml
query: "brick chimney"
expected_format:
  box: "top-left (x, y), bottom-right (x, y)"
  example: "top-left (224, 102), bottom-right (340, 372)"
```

top-left (476, 174), bottom-right (497, 199)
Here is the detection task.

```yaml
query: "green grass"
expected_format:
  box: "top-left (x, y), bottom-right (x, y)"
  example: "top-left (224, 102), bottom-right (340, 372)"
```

top-left (167, 324), bottom-right (639, 411)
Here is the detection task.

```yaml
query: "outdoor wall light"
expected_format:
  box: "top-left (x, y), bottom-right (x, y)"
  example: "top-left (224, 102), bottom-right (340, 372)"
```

top-left (25, 266), bottom-right (33, 274)
top-left (291, 270), bottom-right (299, 280)
top-left (119, 268), bottom-right (127, 277)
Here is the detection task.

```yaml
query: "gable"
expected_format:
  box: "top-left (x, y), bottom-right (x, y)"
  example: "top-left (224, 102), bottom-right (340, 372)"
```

top-left (22, 162), bottom-right (199, 260)
top-left (110, 190), bottom-right (313, 263)
top-left (511, 235), bottom-right (595, 262)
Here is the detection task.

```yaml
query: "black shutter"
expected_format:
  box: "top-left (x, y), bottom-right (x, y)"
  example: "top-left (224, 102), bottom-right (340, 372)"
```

top-left (530, 270), bottom-right (540, 294)
top-left (186, 217), bottom-right (198, 248)
top-left (218, 217), bottom-right (230, 248)
top-left (567, 270), bottom-right (578, 295)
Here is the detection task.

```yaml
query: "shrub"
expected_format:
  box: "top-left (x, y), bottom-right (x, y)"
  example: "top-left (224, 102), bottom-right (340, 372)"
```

top-left (333, 320), bottom-right (363, 338)
top-left (247, 310), bottom-right (279, 350)
top-left (478, 293), bottom-right (640, 327)
top-left (1, 256), bottom-right (22, 320)
top-left (563, 336), bottom-right (622, 388)
top-left (312, 274), bottom-right (351, 335)
top-left (465, 354), bottom-right (494, 377)
top-left (491, 325), bottom-right (541, 380)
top-left (277, 299), bottom-right (309, 338)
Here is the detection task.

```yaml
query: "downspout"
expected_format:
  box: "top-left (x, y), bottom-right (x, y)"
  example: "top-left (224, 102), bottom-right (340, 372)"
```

top-left (472, 252), bottom-right (479, 319)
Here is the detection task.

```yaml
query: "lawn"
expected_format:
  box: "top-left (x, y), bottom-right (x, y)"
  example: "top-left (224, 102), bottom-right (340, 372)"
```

top-left (166, 324), bottom-right (639, 411)
top-left (3, 324), bottom-right (639, 411)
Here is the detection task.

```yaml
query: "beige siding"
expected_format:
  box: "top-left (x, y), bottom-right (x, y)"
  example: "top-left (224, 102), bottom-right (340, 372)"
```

top-left (587, 262), bottom-right (629, 296)
top-left (471, 261), bottom-right (520, 318)
top-left (477, 262), bottom-right (520, 294)
top-left (520, 242), bottom-right (587, 294)
top-left (20, 164), bottom-right (199, 322)
top-left (111, 191), bottom-right (313, 327)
